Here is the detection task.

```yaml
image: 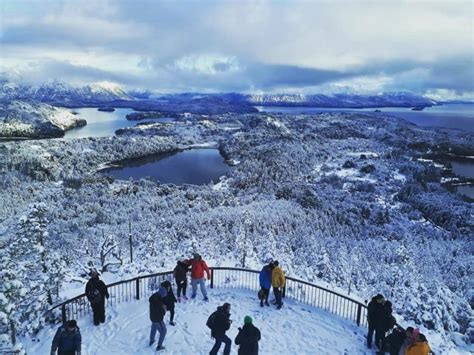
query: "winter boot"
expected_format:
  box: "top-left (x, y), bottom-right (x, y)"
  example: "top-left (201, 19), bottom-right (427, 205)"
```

top-left (169, 321), bottom-right (176, 326)
top-left (260, 301), bottom-right (264, 307)
top-left (191, 294), bottom-right (196, 299)
top-left (183, 295), bottom-right (188, 300)
top-left (177, 296), bottom-right (181, 303)
top-left (156, 345), bottom-right (165, 351)
top-left (203, 297), bottom-right (209, 301)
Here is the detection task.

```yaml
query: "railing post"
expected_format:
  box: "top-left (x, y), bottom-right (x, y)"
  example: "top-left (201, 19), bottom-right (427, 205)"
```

top-left (356, 304), bottom-right (362, 326)
top-left (136, 278), bottom-right (140, 300)
top-left (61, 304), bottom-right (67, 324)
top-left (282, 285), bottom-right (286, 298)
top-left (210, 268), bottom-right (214, 289)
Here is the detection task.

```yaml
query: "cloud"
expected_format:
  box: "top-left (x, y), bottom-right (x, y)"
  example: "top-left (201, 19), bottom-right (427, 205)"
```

top-left (0, 0), bottom-right (473, 97)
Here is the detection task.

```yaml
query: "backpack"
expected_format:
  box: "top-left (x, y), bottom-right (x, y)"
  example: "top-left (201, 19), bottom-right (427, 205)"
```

top-left (206, 311), bottom-right (218, 330)
top-left (87, 287), bottom-right (101, 304)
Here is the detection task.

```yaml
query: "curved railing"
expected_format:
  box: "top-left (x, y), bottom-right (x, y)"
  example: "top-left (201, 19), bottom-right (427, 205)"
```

top-left (50, 267), bottom-right (368, 328)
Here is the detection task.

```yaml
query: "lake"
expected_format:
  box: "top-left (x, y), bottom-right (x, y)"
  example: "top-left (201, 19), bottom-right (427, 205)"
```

top-left (449, 159), bottom-right (474, 199)
top-left (64, 108), bottom-right (176, 138)
top-left (256, 103), bottom-right (474, 131)
top-left (101, 148), bottom-right (230, 185)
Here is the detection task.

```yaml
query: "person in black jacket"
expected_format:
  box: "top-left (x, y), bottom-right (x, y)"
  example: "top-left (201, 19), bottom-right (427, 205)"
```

top-left (85, 269), bottom-right (109, 326)
top-left (209, 303), bottom-right (232, 355)
top-left (149, 286), bottom-right (168, 351)
top-left (173, 260), bottom-right (189, 301)
top-left (51, 319), bottom-right (81, 355)
top-left (234, 316), bottom-right (261, 355)
top-left (367, 294), bottom-right (385, 349)
top-left (160, 280), bottom-right (177, 325)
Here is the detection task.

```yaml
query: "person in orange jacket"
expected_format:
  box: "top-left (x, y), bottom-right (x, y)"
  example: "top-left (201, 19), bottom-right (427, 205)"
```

top-left (184, 253), bottom-right (211, 301)
top-left (406, 333), bottom-right (431, 355)
top-left (271, 261), bottom-right (285, 310)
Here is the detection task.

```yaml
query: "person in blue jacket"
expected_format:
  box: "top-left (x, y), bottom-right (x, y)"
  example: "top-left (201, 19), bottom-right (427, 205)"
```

top-left (51, 319), bottom-right (81, 355)
top-left (258, 261), bottom-right (274, 307)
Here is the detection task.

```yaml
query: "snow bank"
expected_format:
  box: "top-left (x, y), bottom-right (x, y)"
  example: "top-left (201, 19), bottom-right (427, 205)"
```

top-left (24, 288), bottom-right (369, 355)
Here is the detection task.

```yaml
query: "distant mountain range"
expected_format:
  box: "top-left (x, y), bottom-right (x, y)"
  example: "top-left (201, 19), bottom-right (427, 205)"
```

top-left (0, 80), bottom-right (440, 110)
top-left (246, 92), bottom-right (438, 108)
top-left (0, 81), bottom-right (132, 106)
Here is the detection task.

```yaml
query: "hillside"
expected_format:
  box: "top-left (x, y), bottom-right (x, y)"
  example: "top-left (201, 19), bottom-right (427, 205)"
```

top-left (0, 100), bottom-right (86, 139)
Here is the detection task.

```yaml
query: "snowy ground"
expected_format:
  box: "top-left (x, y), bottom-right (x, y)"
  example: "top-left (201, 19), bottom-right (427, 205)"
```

top-left (25, 288), bottom-right (370, 355)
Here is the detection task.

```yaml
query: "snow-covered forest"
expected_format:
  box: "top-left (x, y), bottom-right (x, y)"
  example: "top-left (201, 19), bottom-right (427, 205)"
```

top-left (0, 111), bottom-right (473, 352)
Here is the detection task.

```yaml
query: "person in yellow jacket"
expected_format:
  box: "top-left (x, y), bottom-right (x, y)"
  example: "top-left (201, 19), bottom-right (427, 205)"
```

top-left (406, 333), bottom-right (431, 355)
top-left (271, 261), bottom-right (285, 310)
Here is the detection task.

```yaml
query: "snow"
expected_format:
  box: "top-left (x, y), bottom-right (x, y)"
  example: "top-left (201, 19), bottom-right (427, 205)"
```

top-left (23, 288), bottom-right (370, 355)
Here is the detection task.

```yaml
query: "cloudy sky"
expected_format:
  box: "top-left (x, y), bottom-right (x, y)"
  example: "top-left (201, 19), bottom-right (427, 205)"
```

top-left (1, 0), bottom-right (473, 97)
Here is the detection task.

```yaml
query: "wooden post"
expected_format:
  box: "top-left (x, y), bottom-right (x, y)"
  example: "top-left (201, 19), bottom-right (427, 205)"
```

top-left (135, 278), bottom-right (140, 300)
top-left (129, 219), bottom-right (133, 263)
top-left (61, 304), bottom-right (67, 324)
top-left (356, 304), bottom-right (362, 326)
top-left (210, 269), bottom-right (214, 289)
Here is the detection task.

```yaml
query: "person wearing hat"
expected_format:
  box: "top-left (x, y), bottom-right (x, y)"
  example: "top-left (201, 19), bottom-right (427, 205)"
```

top-left (51, 319), bottom-right (81, 355)
top-left (184, 253), bottom-right (211, 301)
top-left (234, 316), bottom-right (261, 355)
top-left (149, 286), bottom-right (168, 351)
top-left (209, 302), bottom-right (232, 355)
top-left (85, 268), bottom-right (109, 326)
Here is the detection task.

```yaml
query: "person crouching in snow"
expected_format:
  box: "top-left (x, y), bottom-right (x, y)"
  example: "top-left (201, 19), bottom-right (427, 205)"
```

top-left (235, 316), bottom-right (261, 355)
top-left (149, 286), bottom-right (168, 351)
top-left (184, 253), bottom-right (211, 301)
top-left (406, 333), bottom-right (431, 355)
top-left (160, 280), bottom-right (177, 326)
top-left (271, 261), bottom-right (285, 310)
top-left (51, 319), bottom-right (81, 355)
top-left (173, 260), bottom-right (189, 301)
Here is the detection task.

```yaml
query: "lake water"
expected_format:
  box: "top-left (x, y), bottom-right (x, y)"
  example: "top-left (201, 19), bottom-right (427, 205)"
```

top-left (64, 108), bottom-right (176, 138)
top-left (256, 103), bottom-right (474, 131)
top-left (449, 160), bottom-right (474, 199)
top-left (101, 148), bottom-right (230, 185)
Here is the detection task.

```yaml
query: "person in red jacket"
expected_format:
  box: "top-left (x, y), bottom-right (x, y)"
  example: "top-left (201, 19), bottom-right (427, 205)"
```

top-left (184, 253), bottom-right (211, 301)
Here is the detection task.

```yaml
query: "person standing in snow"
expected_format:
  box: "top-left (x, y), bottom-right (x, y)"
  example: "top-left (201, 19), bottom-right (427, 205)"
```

top-left (160, 280), bottom-right (177, 326)
top-left (406, 333), bottom-right (431, 355)
top-left (149, 286), bottom-right (168, 351)
top-left (367, 294), bottom-right (386, 349)
top-left (51, 319), bottom-right (81, 355)
top-left (258, 261), bottom-right (273, 307)
top-left (184, 253), bottom-right (211, 301)
top-left (234, 316), bottom-right (261, 355)
top-left (173, 260), bottom-right (189, 301)
top-left (208, 302), bottom-right (232, 355)
top-left (85, 269), bottom-right (109, 326)
top-left (271, 261), bottom-right (285, 310)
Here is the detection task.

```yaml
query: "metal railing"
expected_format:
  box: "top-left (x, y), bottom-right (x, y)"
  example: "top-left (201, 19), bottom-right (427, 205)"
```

top-left (50, 267), bottom-right (368, 328)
